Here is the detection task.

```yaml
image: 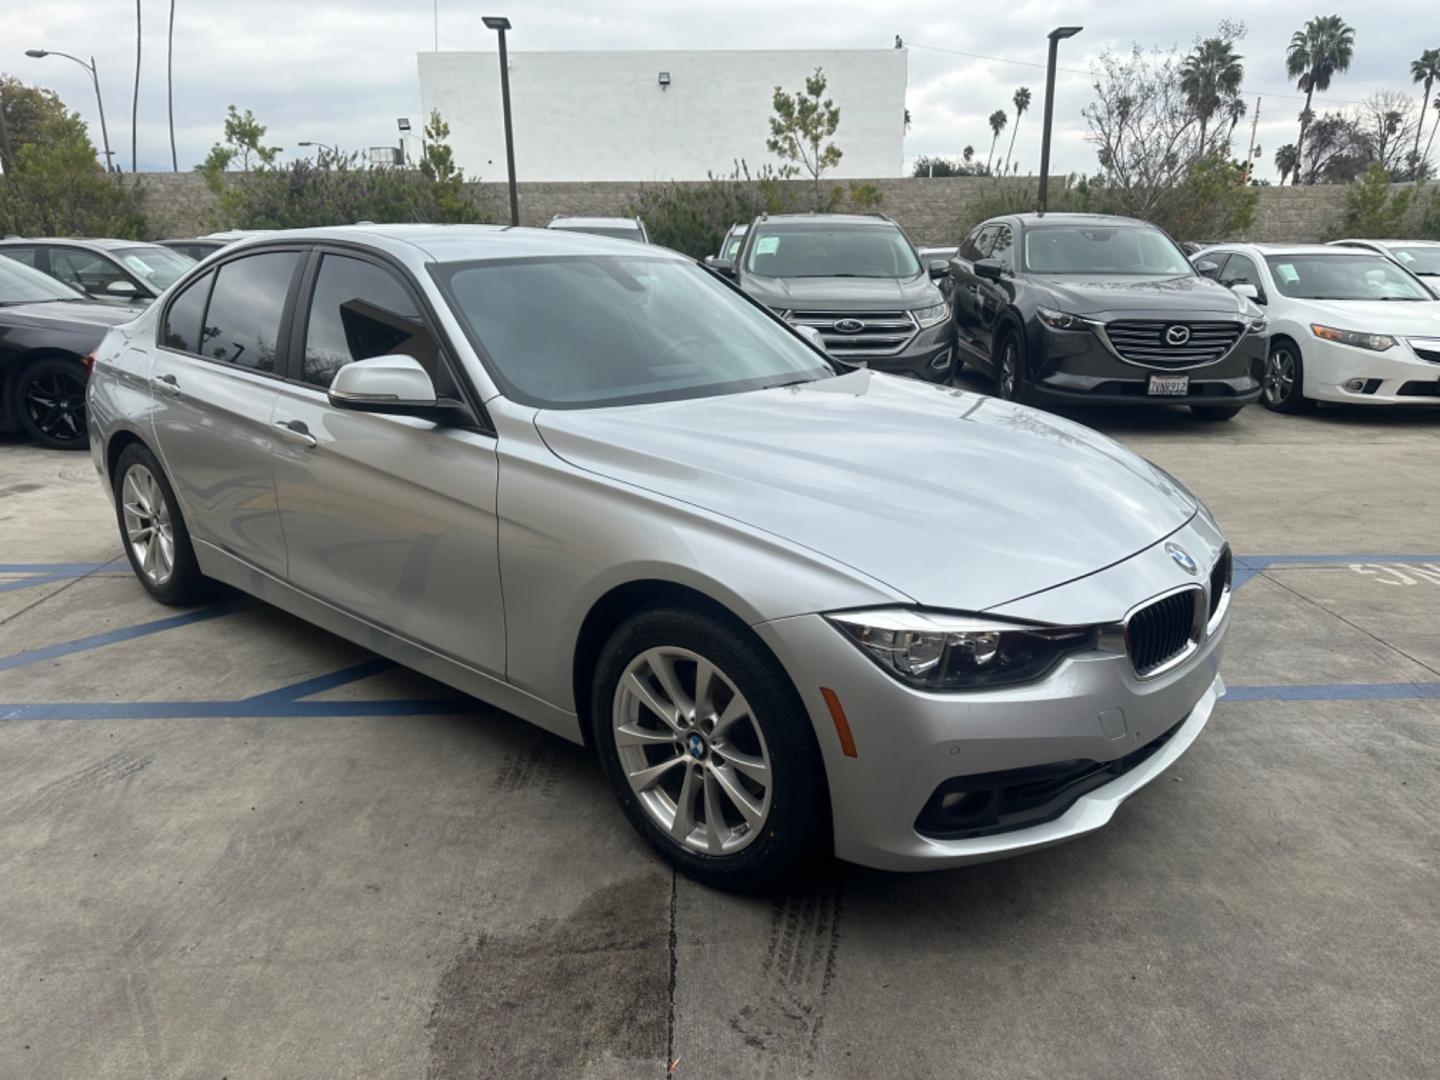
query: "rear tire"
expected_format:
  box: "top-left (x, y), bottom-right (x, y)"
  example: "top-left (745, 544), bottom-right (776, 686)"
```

top-left (16, 356), bottom-right (89, 450)
top-left (1190, 405), bottom-right (1242, 421)
top-left (112, 442), bottom-right (215, 605)
top-left (1262, 341), bottom-right (1314, 414)
top-left (592, 607), bottom-right (830, 891)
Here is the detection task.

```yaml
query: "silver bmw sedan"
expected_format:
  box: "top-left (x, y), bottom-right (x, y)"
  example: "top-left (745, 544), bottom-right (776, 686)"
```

top-left (88, 225), bottom-right (1229, 889)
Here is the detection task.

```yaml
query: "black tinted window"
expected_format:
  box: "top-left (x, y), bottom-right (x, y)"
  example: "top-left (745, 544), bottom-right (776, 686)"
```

top-left (201, 252), bottom-right (300, 371)
top-left (0, 247), bottom-right (39, 267)
top-left (991, 226), bottom-right (1015, 270)
top-left (302, 254), bottom-right (447, 389)
top-left (1218, 254), bottom-right (1262, 292)
top-left (162, 271), bottom-right (213, 352)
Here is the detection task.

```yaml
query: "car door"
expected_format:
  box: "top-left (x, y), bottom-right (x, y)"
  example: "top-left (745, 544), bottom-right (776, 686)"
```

top-left (1217, 252), bottom-right (1268, 305)
top-left (950, 225), bottom-right (997, 356)
top-left (971, 223), bottom-right (1016, 360)
top-left (268, 248), bottom-right (505, 677)
top-left (46, 246), bottom-right (146, 302)
top-left (149, 248), bottom-right (304, 577)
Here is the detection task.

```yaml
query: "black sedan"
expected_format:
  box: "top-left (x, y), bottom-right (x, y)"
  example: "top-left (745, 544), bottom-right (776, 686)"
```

top-left (1, 259), bottom-right (141, 450)
top-left (944, 213), bottom-right (1267, 420)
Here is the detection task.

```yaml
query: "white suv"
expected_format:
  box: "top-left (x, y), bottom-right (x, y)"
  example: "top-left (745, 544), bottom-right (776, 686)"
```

top-left (1194, 243), bottom-right (1440, 411)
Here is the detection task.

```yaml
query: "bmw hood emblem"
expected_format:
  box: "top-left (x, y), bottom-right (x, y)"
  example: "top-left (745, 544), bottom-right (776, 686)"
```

top-left (1166, 542), bottom-right (1198, 575)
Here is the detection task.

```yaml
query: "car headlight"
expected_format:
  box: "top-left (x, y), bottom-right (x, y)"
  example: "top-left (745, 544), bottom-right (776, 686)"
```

top-left (1243, 303), bottom-right (1268, 334)
top-left (1310, 324), bottom-right (1395, 351)
top-left (1037, 307), bottom-right (1090, 331)
top-left (912, 302), bottom-right (950, 328)
top-left (826, 608), bottom-right (1097, 691)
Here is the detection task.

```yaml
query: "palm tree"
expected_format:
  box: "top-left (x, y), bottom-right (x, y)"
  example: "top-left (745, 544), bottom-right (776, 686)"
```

top-left (1285, 15), bottom-right (1356, 183)
top-left (131, 0), bottom-right (141, 172)
top-left (985, 109), bottom-right (1007, 175)
top-left (1179, 37), bottom-right (1245, 150)
top-left (167, 0), bottom-right (178, 171)
top-left (1411, 48), bottom-right (1440, 174)
top-left (962, 145), bottom-right (974, 164)
top-left (1274, 143), bottom-right (1299, 185)
top-left (1426, 97), bottom-right (1440, 172)
top-left (1224, 95), bottom-right (1248, 143)
top-left (1001, 87), bottom-right (1031, 177)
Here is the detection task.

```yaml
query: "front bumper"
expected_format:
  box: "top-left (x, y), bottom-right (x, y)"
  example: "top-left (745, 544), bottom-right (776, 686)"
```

top-left (848, 321), bottom-right (956, 383)
top-left (1301, 334), bottom-right (1440, 405)
top-left (755, 516), bottom-right (1228, 872)
top-left (1026, 322), bottom-right (1264, 407)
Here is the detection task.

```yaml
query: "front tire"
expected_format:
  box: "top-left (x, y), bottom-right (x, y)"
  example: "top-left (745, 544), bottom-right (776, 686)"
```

top-left (112, 442), bottom-right (214, 604)
top-left (16, 356), bottom-right (90, 450)
top-left (592, 607), bottom-right (830, 890)
top-left (994, 331), bottom-right (1027, 404)
top-left (1190, 405), bottom-right (1243, 421)
top-left (1262, 341), bottom-right (1314, 414)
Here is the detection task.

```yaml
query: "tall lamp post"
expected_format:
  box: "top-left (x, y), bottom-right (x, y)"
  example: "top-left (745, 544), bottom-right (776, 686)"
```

top-left (24, 48), bottom-right (116, 172)
top-left (482, 15), bottom-right (519, 226)
top-left (1036, 26), bottom-right (1082, 214)
top-left (298, 140), bottom-right (337, 157)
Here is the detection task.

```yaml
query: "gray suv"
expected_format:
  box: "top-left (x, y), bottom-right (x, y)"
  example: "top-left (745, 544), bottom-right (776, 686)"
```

top-left (715, 214), bottom-right (954, 381)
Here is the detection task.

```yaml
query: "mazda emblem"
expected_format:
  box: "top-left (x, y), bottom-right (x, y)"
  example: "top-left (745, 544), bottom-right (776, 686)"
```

top-left (1165, 542), bottom-right (1198, 575)
top-left (833, 318), bottom-right (866, 334)
top-left (1165, 324), bottom-right (1192, 346)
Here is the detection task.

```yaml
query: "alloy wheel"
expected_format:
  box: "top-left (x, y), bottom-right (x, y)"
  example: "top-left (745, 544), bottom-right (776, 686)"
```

top-left (23, 367), bottom-right (87, 445)
top-left (1264, 348), bottom-right (1295, 405)
top-left (612, 646), bottom-right (773, 856)
top-left (121, 465), bottom-right (176, 586)
top-left (999, 340), bottom-right (1018, 400)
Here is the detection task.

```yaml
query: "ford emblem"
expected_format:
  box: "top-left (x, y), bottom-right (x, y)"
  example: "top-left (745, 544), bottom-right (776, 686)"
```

top-left (834, 318), bottom-right (866, 334)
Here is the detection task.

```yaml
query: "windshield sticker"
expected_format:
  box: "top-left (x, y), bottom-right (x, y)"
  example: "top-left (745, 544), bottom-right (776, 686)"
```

top-left (754, 236), bottom-right (780, 256)
top-left (1275, 263), bottom-right (1300, 284)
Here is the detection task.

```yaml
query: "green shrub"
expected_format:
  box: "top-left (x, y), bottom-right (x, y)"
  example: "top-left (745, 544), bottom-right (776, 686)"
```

top-left (627, 162), bottom-right (800, 259)
top-left (1337, 162), bottom-right (1413, 238)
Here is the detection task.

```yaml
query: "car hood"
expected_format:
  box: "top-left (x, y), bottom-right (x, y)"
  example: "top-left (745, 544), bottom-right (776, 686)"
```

top-left (0, 299), bottom-right (144, 330)
top-left (741, 274), bottom-right (941, 312)
top-left (1036, 274), bottom-right (1247, 318)
top-left (535, 371), bottom-right (1198, 612)
top-left (1279, 297), bottom-right (1440, 333)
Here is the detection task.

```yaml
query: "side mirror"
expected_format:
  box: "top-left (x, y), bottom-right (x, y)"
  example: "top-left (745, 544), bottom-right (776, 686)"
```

top-left (1194, 260), bottom-right (1221, 278)
top-left (328, 355), bottom-right (462, 420)
top-left (1231, 283), bottom-right (1261, 303)
top-left (106, 279), bottom-right (141, 296)
top-left (928, 258), bottom-right (949, 280)
top-left (973, 257), bottom-right (1003, 281)
top-left (708, 257), bottom-right (736, 278)
top-left (794, 324), bottom-right (828, 353)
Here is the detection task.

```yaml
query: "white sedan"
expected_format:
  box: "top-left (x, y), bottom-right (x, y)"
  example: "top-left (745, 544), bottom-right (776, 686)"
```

top-left (1192, 243), bottom-right (1440, 411)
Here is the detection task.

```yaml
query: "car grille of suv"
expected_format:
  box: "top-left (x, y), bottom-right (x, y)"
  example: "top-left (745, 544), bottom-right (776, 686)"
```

top-left (1208, 546), bottom-right (1232, 621)
top-left (1126, 589), bottom-right (1201, 676)
top-left (1101, 320), bottom-right (1244, 368)
top-left (787, 310), bottom-right (918, 357)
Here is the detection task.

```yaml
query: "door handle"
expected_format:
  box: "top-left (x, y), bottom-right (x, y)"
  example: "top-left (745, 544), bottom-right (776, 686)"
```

top-left (273, 419), bottom-right (317, 449)
top-left (151, 372), bottom-right (181, 396)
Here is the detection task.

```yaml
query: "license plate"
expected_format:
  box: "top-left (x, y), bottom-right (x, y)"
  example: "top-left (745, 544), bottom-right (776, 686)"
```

top-left (1147, 373), bottom-right (1190, 396)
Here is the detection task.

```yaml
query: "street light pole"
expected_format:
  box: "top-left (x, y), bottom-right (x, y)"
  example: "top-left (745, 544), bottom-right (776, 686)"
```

top-left (25, 49), bottom-right (116, 171)
top-left (1036, 26), bottom-right (1082, 214)
top-left (483, 15), bottom-right (519, 227)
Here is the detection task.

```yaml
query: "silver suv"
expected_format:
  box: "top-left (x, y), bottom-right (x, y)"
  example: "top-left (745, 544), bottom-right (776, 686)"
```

top-left (89, 225), bottom-right (1229, 888)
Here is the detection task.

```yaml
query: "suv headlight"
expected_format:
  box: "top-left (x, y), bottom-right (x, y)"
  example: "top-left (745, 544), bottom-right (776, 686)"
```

top-left (1243, 303), bottom-right (1268, 334)
top-left (827, 609), bottom-right (1097, 691)
top-left (1310, 324), bottom-right (1395, 351)
top-left (912, 302), bottom-right (950, 328)
top-left (1037, 307), bottom-right (1090, 331)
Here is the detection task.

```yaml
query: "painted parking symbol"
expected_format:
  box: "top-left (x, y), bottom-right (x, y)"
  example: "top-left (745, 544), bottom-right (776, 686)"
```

top-left (1349, 563), bottom-right (1440, 586)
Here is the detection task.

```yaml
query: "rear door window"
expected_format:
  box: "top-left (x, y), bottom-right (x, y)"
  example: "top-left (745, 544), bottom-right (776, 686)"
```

top-left (162, 271), bottom-right (215, 354)
top-left (200, 251), bottom-right (302, 372)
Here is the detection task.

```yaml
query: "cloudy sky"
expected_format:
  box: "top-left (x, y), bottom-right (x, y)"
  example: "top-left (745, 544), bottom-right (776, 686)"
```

top-left (3, 0), bottom-right (1436, 181)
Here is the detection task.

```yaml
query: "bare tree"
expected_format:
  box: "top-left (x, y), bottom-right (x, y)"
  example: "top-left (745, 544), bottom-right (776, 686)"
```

top-left (1356, 91), bottom-right (1420, 177)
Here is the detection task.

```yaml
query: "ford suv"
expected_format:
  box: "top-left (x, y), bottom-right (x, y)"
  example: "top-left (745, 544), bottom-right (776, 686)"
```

top-left (715, 214), bottom-right (954, 381)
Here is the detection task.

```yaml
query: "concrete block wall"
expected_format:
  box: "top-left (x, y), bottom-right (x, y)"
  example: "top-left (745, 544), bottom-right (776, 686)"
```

top-left (130, 172), bottom-right (1424, 247)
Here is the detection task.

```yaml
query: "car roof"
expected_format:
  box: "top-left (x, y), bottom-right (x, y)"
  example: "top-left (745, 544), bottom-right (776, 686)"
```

top-left (1221, 243), bottom-right (1378, 256)
top-left (753, 213), bottom-right (893, 227)
top-left (1008, 212), bottom-right (1152, 228)
top-left (1333, 237), bottom-right (1440, 247)
top-left (0, 236), bottom-right (151, 250)
top-left (221, 223), bottom-right (688, 263)
top-left (546, 216), bottom-right (640, 228)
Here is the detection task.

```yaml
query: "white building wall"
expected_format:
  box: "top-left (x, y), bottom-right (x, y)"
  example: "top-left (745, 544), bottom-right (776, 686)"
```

top-left (417, 49), bottom-right (907, 182)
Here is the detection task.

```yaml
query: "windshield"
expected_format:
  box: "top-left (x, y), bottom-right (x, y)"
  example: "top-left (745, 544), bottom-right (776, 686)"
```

top-left (0, 257), bottom-right (86, 304)
top-left (549, 224), bottom-right (644, 242)
top-left (1264, 254), bottom-right (1432, 301)
top-left (1023, 226), bottom-right (1193, 275)
top-left (1389, 246), bottom-right (1440, 276)
top-left (433, 255), bottom-right (833, 409)
top-left (744, 225), bottom-right (922, 279)
top-left (115, 246), bottom-right (195, 289)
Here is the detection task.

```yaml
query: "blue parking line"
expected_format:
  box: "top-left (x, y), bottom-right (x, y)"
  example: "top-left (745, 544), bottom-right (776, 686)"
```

top-left (0, 697), bottom-right (474, 721)
top-left (0, 605), bottom-right (237, 672)
top-left (1233, 554), bottom-right (1440, 590)
top-left (0, 562), bottom-right (117, 574)
top-left (241, 658), bottom-right (395, 705)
